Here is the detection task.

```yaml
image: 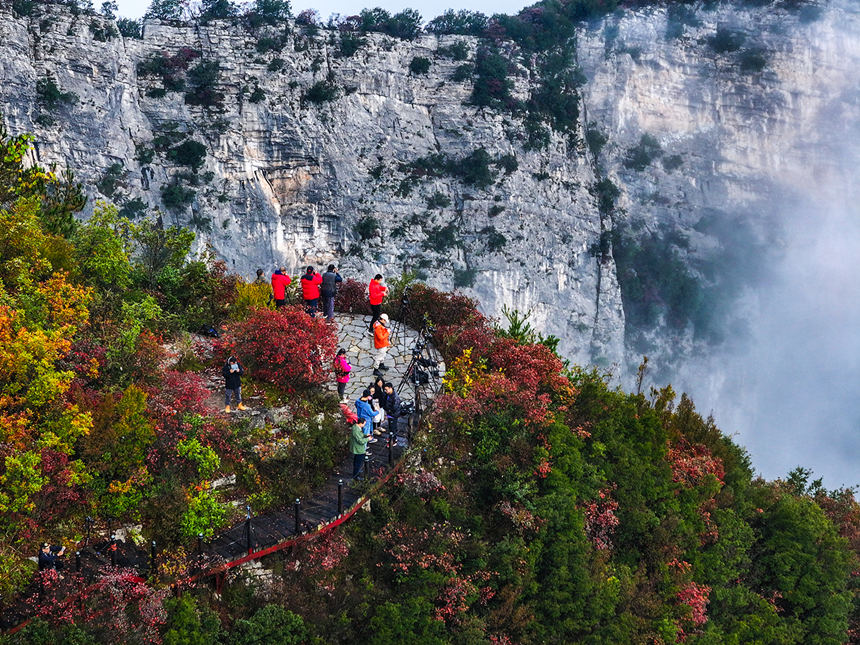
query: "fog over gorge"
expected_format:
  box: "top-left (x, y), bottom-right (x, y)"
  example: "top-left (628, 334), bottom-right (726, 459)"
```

top-left (574, 0), bottom-right (860, 490)
top-left (676, 161), bottom-right (860, 489)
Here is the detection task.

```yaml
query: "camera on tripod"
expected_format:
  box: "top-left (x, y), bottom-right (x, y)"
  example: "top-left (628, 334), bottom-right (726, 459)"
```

top-left (410, 369), bottom-right (430, 385)
top-left (417, 356), bottom-right (438, 368)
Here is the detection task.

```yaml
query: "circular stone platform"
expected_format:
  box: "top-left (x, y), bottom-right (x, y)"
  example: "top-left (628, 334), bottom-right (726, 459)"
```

top-left (333, 313), bottom-right (446, 403)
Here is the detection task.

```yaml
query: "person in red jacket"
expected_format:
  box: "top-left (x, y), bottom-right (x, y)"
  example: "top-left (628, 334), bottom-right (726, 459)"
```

top-left (368, 274), bottom-right (387, 331)
top-left (271, 266), bottom-right (291, 309)
top-left (300, 266), bottom-right (323, 317)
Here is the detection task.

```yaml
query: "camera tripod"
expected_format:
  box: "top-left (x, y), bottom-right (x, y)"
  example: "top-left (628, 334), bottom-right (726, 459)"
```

top-left (396, 316), bottom-right (442, 438)
top-left (395, 286), bottom-right (413, 346)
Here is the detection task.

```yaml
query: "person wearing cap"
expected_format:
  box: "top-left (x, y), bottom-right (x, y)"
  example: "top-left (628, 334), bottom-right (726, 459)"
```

top-left (350, 418), bottom-right (370, 480)
top-left (320, 264), bottom-right (343, 322)
top-left (300, 266), bottom-right (323, 317)
top-left (38, 542), bottom-right (65, 571)
top-left (271, 267), bottom-right (291, 309)
top-left (368, 274), bottom-right (387, 331)
top-left (373, 313), bottom-right (391, 373)
top-left (355, 389), bottom-right (377, 443)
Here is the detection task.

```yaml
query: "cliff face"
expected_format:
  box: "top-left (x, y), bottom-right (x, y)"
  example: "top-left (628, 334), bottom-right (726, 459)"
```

top-left (0, 0), bottom-right (857, 373)
top-left (577, 0), bottom-right (860, 374)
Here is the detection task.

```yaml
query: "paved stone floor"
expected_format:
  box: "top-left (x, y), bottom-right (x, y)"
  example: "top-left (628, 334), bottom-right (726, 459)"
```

top-left (333, 313), bottom-right (445, 403)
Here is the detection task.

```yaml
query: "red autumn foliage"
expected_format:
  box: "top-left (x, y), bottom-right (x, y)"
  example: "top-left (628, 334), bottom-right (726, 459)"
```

top-left (583, 487), bottom-right (620, 551)
top-left (436, 337), bottom-right (574, 431)
top-left (677, 581), bottom-right (711, 628)
top-left (334, 278), bottom-right (371, 314)
top-left (147, 370), bottom-right (211, 421)
top-left (33, 448), bottom-right (90, 525)
top-left (399, 284), bottom-right (491, 361)
top-left (667, 439), bottom-right (725, 488)
top-left (487, 337), bottom-right (568, 395)
top-left (215, 307), bottom-right (337, 394)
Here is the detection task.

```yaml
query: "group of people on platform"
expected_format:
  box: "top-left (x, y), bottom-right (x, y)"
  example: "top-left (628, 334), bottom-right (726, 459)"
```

top-left (225, 268), bottom-right (401, 479)
top-left (225, 269), bottom-right (392, 413)
top-left (349, 379), bottom-right (402, 480)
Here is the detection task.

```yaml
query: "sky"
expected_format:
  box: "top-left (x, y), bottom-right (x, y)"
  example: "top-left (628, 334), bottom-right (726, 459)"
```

top-left (114, 0), bottom-right (530, 20)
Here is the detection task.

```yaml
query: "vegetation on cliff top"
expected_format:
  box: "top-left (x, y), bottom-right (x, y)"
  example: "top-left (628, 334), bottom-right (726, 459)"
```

top-left (0, 122), bottom-right (857, 643)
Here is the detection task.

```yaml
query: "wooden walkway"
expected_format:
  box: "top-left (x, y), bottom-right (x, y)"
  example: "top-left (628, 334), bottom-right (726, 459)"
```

top-left (207, 421), bottom-right (413, 562)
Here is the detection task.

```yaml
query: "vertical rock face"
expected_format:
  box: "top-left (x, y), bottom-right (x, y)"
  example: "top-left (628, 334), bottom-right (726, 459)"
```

top-left (0, 5), bottom-right (621, 366)
top-left (0, 0), bottom-right (857, 379)
top-left (577, 0), bottom-right (860, 376)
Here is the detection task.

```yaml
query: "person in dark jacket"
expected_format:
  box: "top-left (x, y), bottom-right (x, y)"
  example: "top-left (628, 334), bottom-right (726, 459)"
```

top-left (222, 356), bottom-right (245, 413)
top-left (300, 266), bottom-right (323, 317)
top-left (38, 542), bottom-right (65, 571)
top-left (253, 268), bottom-right (266, 285)
top-left (383, 383), bottom-right (402, 435)
top-left (320, 264), bottom-right (343, 322)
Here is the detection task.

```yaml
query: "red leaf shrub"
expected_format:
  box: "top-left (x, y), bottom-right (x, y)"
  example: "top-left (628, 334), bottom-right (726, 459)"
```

top-left (583, 488), bottom-right (620, 551)
top-left (148, 370), bottom-right (211, 421)
top-left (677, 581), bottom-right (711, 628)
top-left (667, 439), bottom-right (725, 488)
top-left (334, 278), bottom-right (371, 314)
top-left (487, 337), bottom-right (568, 395)
top-left (216, 306), bottom-right (337, 394)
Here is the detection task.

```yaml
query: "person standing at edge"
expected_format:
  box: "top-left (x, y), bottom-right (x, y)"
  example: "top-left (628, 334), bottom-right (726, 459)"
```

top-left (368, 274), bottom-right (387, 332)
top-left (301, 266), bottom-right (323, 317)
top-left (373, 313), bottom-right (391, 373)
top-left (350, 418), bottom-right (370, 480)
top-left (320, 264), bottom-right (343, 322)
top-left (253, 268), bottom-right (267, 285)
top-left (271, 266), bottom-right (291, 309)
top-left (223, 355), bottom-right (246, 413)
top-left (334, 348), bottom-right (352, 403)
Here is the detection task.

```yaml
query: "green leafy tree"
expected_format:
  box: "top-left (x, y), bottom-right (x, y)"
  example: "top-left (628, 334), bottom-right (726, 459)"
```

top-left (162, 597), bottom-right (222, 645)
top-left (145, 0), bottom-right (184, 20)
top-left (230, 606), bottom-right (308, 644)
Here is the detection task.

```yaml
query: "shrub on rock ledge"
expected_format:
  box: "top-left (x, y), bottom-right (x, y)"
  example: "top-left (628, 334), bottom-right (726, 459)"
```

top-left (216, 307), bottom-right (337, 394)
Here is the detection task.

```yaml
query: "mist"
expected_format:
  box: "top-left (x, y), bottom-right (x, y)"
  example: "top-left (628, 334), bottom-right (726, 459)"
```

top-left (674, 157), bottom-right (860, 490)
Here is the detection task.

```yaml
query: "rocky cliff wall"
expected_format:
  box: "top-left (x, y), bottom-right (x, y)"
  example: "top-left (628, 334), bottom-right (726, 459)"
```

top-left (0, 4), bottom-right (621, 366)
top-left (1, 0), bottom-right (858, 377)
top-left (577, 0), bottom-right (860, 376)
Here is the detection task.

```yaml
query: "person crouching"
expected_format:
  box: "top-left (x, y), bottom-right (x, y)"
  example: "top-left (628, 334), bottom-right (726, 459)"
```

top-left (223, 356), bottom-right (246, 413)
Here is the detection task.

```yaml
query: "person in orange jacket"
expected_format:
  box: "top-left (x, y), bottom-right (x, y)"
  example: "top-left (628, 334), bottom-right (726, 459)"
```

top-left (271, 266), bottom-right (291, 309)
top-left (368, 274), bottom-right (387, 331)
top-left (373, 313), bottom-right (391, 373)
top-left (300, 266), bottom-right (323, 317)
